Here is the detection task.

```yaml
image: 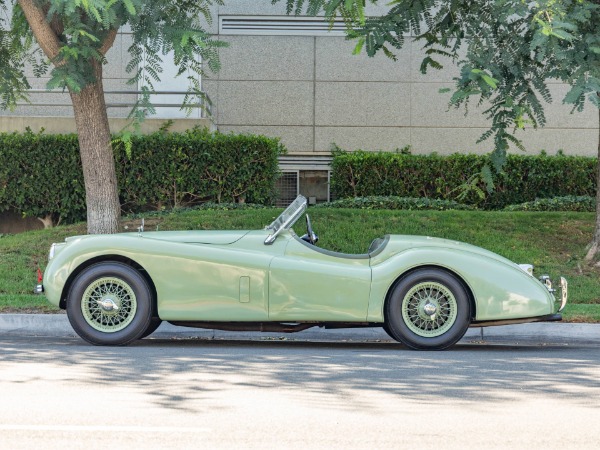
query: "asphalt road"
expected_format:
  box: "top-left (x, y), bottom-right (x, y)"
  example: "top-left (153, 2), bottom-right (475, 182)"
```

top-left (1, 336), bottom-right (599, 449)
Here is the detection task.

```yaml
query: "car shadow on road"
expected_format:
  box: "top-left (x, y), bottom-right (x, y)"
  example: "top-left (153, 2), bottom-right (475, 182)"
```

top-left (1, 336), bottom-right (598, 414)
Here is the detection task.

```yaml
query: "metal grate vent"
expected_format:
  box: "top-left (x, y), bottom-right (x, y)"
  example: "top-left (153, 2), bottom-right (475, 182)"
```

top-left (275, 171), bottom-right (299, 207)
top-left (219, 16), bottom-right (346, 36)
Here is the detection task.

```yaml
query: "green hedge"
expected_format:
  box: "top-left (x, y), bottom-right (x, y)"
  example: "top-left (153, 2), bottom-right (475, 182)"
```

top-left (314, 196), bottom-right (475, 211)
top-left (0, 128), bottom-right (284, 224)
top-left (331, 150), bottom-right (596, 209)
top-left (504, 195), bottom-right (596, 212)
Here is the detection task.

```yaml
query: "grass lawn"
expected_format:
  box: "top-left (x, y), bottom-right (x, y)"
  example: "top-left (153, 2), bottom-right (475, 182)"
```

top-left (1, 208), bottom-right (599, 321)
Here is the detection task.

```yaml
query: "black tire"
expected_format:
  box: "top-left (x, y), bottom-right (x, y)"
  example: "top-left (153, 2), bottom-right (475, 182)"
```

top-left (66, 262), bottom-right (153, 346)
top-left (382, 323), bottom-right (394, 340)
top-left (385, 268), bottom-right (471, 350)
top-left (140, 317), bottom-right (163, 339)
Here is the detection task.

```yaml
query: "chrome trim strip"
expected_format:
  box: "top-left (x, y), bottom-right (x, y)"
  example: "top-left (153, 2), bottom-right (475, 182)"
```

top-left (471, 313), bottom-right (562, 327)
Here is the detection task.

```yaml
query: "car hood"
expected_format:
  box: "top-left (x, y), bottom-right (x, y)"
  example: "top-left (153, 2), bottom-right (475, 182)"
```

top-left (66, 230), bottom-right (251, 246)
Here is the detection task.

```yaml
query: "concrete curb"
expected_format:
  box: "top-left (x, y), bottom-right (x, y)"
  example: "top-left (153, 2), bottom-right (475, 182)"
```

top-left (0, 314), bottom-right (599, 345)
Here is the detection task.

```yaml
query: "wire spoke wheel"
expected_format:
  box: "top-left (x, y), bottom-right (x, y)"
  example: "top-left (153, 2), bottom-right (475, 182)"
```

top-left (401, 282), bottom-right (457, 337)
top-left (81, 277), bottom-right (138, 332)
top-left (385, 268), bottom-right (471, 350)
top-left (67, 262), bottom-right (154, 346)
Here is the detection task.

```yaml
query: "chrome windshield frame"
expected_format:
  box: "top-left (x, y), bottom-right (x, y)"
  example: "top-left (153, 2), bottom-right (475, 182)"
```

top-left (264, 195), bottom-right (307, 245)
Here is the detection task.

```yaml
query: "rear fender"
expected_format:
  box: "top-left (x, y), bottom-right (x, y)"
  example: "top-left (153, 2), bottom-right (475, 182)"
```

top-left (367, 248), bottom-right (554, 322)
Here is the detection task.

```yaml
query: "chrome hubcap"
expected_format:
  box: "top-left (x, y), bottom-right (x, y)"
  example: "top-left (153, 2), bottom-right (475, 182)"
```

top-left (423, 302), bottom-right (437, 317)
top-left (402, 282), bottom-right (458, 337)
top-left (96, 298), bottom-right (119, 311)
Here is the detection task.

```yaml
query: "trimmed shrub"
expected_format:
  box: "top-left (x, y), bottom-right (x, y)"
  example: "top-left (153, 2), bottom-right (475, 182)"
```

top-left (314, 196), bottom-right (475, 211)
top-left (115, 128), bottom-right (284, 213)
top-left (504, 196), bottom-right (596, 212)
top-left (331, 150), bottom-right (596, 209)
top-left (0, 128), bottom-right (285, 224)
top-left (0, 131), bottom-right (86, 224)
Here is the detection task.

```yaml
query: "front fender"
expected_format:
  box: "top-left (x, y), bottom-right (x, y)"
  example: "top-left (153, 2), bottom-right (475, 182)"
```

top-left (43, 235), bottom-right (150, 308)
top-left (367, 247), bottom-right (554, 322)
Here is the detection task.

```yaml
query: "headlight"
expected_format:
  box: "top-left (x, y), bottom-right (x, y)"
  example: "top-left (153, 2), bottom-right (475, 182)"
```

top-left (518, 264), bottom-right (534, 276)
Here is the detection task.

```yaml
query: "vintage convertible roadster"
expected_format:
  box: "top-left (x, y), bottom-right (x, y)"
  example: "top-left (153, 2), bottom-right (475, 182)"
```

top-left (38, 195), bottom-right (567, 350)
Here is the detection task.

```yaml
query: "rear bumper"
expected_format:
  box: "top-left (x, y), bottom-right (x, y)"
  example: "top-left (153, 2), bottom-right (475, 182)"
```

top-left (34, 284), bottom-right (44, 294)
top-left (558, 276), bottom-right (568, 312)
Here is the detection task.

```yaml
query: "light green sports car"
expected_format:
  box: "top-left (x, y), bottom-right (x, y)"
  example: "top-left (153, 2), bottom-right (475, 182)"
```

top-left (38, 195), bottom-right (567, 350)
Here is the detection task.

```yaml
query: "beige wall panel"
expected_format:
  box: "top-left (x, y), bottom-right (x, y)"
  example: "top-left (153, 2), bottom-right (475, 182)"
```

top-left (411, 82), bottom-right (491, 128)
top-left (539, 83), bottom-right (597, 129)
top-left (411, 127), bottom-right (598, 156)
top-left (315, 126), bottom-right (411, 152)
top-left (411, 127), bottom-right (496, 155)
top-left (0, 117), bottom-right (211, 134)
top-left (217, 36), bottom-right (314, 81)
top-left (409, 39), bottom-right (462, 83)
top-left (201, 79), bottom-right (220, 123)
top-left (103, 33), bottom-right (128, 80)
top-left (316, 37), bottom-right (410, 82)
top-left (218, 125), bottom-right (313, 152)
top-left (316, 82), bottom-right (410, 127)
top-left (215, 81), bottom-right (313, 126)
top-left (519, 128), bottom-right (598, 156)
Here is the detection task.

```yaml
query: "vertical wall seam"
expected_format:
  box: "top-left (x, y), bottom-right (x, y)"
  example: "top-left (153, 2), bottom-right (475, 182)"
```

top-left (313, 36), bottom-right (317, 152)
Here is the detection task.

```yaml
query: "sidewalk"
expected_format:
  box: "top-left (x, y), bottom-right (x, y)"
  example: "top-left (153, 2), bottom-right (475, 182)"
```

top-left (1, 313), bottom-right (599, 345)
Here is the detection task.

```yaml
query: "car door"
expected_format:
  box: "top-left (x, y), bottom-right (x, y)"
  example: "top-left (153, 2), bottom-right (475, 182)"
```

top-left (268, 236), bottom-right (372, 321)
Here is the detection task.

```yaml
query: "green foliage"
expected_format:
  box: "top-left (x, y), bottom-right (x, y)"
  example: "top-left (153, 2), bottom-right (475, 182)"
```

top-left (0, 0), bottom-right (226, 124)
top-left (0, 2), bottom-right (39, 109)
top-left (504, 196), bottom-right (596, 212)
top-left (314, 196), bottom-right (475, 211)
top-left (115, 128), bottom-right (285, 211)
top-left (331, 149), bottom-right (596, 210)
top-left (0, 130), bottom-right (86, 224)
top-left (275, 0), bottom-right (600, 175)
top-left (0, 130), bottom-right (284, 224)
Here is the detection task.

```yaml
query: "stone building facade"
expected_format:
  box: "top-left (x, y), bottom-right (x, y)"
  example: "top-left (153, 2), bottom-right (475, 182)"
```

top-left (1, 0), bottom-right (598, 209)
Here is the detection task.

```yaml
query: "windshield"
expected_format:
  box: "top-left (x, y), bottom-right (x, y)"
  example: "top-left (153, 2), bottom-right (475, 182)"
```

top-left (264, 195), bottom-right (307, 244)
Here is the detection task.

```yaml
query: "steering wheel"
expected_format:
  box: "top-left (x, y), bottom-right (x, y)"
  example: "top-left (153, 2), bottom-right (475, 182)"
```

top-left (306, 214), bottom-right (316, 245)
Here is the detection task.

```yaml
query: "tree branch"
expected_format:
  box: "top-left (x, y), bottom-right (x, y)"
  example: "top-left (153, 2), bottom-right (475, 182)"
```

top-left (17, 0), bottom-right (63, 63)
top-left (99, 29), bottom-right (118, 56)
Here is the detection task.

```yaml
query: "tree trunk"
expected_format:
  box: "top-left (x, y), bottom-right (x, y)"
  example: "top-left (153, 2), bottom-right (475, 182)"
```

top-left (585, 103), bottom-right (600, 263)
top-left (69, 60), bottom-right (121, 234)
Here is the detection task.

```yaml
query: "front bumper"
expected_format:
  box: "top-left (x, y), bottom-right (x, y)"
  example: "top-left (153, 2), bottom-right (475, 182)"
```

top-left (539, 275), bottom-right (568, 312)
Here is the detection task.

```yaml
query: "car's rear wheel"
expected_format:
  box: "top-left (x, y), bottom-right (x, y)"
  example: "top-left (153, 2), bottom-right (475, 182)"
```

top-left (385, 268), bottom-right (471, 350)
top-left (66, 262), bottom-right (153, 345)
top-left (140, 317), bottom-right (163, 339)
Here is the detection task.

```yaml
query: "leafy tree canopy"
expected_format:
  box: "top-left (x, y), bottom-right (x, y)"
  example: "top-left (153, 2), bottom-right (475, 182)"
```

top-left (274, 0), bottom-right (600, 185)
top-left (0, 0), bottom-right (226, 121)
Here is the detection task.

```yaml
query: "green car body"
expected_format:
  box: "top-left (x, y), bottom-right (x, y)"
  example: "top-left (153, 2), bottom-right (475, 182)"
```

top-left (41, 196), bottom-right (567, 349)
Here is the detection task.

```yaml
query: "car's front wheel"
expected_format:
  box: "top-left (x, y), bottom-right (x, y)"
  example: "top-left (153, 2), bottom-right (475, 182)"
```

top-left (385, 268), bottom-right (471, 350)
top-left (66, 262), bottom-right (153, 345)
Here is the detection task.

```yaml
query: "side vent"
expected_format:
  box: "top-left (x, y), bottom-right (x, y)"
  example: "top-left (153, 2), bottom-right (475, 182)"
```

top-left (239, 277), bottom-right (250, 303)
top-left (219, 16), bottom-right (347, 36)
